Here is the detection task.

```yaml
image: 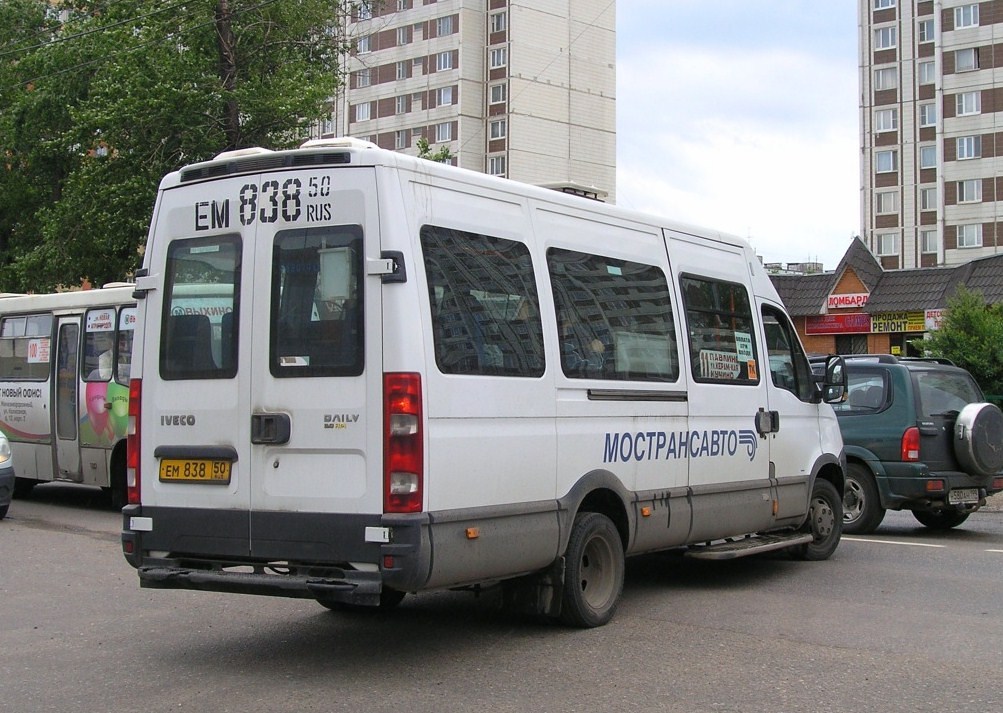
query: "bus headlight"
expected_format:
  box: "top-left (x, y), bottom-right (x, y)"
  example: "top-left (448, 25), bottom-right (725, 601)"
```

top-left (0, 434), bottom-right (11, 465)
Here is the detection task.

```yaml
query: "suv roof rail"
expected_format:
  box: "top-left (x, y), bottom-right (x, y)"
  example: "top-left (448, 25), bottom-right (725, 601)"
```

top-left (898, 356), bottom-right (956, 365)
top-left (841, 354), bottom-right (900, 363)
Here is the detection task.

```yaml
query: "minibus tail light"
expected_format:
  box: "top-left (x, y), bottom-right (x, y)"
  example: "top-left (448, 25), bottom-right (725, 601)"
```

top-left (384, 373), bottom-right (423, 513)
top-left (127, 378), bottom-right (141, 504)
top-left (901, 426), bottom-right (920, 462)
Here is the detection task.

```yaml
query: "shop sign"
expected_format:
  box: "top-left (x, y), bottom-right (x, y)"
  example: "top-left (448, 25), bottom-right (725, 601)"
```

top-left (805, 312), bottom-right (872, 335)
top-left (871, 311), bottom-right (926, 333)
top-left (925, 309), bottom-right (946, 331)
top-left (827, 292), bottom-right (869, 309)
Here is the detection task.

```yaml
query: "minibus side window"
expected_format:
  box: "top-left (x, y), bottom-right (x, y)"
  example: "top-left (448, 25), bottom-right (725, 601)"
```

top-left (762, 305), bottom-right (813, 401)
top-left (681, 275), bottom-right (760, 385)
top-left (160, 235), bottom-right (241, 380)
top-left (0, 314), bottom-right (53, 381)
top-left (547, 248), bottom-right (678, 382)
top-left (270, 225), bottom-right (364, 377)
top-left (421, 225), bottom-right (544, 377)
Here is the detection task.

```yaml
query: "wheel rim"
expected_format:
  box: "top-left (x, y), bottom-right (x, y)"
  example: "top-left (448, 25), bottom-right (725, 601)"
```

top-left (578, 533), bottom-right (617, 609)
top-left (842, 476), bottom-right (864, 524)
top-left (810, 495), bottom-right (836, 541)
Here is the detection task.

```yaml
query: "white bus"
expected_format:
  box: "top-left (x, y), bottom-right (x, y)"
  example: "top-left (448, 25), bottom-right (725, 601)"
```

top-left (122, 139), bottom-right (847, 627)
top-left (0, 285), bottom-right (137, 505)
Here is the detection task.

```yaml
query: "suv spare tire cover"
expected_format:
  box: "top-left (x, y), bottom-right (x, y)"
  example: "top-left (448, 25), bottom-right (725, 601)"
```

top-left (954, 403), bottom-right (1003, 477)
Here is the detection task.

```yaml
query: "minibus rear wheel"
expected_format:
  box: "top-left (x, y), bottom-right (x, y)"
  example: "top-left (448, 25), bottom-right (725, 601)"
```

top-left (559, 511), bottom-right (624, 628)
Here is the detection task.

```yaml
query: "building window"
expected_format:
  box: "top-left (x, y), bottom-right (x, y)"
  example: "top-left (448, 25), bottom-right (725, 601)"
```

top-left (917, 19), bottom-right (934, 43)
top-left (356, 68), bottom-right (371, 88)
top-left (489, 83), bottom-right (507, 105)
top-left (874, 67), bottom-right (897, 90)
top-left (490, 47), bottom-right (508, 69)
top-left (357, 35), bottom-right (371, 53)
top-left (395, 95), bottom-right (407, 114)
top-left (919, 103), bottom-right (936, 127)
top-left (436, 51), bottom-right (453, 71)
top-left (873, 0), bottom-right (895, 8)
top-left (357, 1), bottom-right (372, 20)
top-left (919, 145), bottom-right (937, 168)
top-left (488, 155), bottom-right (506, 176)
top-left (874, 26), bottom-right (897, 50)
top-left (397, 26), bottom-right (409, 45)
top-left (437, 86), bottom-right (453, 106)
top-left (435, 122), bottom-right (452, 143)
top-left (955, 4), bottom-right (979, 28)
top-left (876, 149), bottom-right (897, 173)
top-left (956, 48), bottom-right (979, 72)
top-left (354, 102), bottom-right (370, 122)
top-left (876, 191), bottom-right (898, 214)
top-left (395, 130), bottom-right (408, 150)
top-left (920, 186), bottom-right (937, 211)
top-left (491, 11), bottom-right (507, 33)
top-left (436, 16), bottom-right (453, 36)
top-left (490, 118), bottom-right (507, 139)
top-left (957, 223), bottom-right (983, 248)
top-left (918, 60), bottom-right (935, 85)
top-left (921, 230), bottom-right (938, 253)
top-left (397, 0), bottom-right (408, 10)
top-left (958, 179), bottom-right (982, 203)
top-left (957, 91), bottom-right (981, 116)
top-left (875, 108), bottom-right (898, 132)
top-left (957, 135), bottom-right (981, 160)
top-left (876, 233), bottom-right (898, 256)
top-left (396, 61), bottom-right (407, 80)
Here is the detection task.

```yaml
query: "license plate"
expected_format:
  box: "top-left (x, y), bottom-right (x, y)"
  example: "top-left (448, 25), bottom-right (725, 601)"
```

top-left (159, 458), bottom-right (231, 483)
top-left (948, 488), bottom-right (979, 504)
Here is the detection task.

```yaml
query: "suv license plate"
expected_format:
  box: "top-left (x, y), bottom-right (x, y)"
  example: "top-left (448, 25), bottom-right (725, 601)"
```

top-left (948, 488), bottom-right (979, 504)
top-left (159, 459), bottom-right (231, 483)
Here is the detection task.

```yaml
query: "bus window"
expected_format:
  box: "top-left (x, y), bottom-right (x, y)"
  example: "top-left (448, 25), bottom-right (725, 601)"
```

top-left (83, 308), bottom-right (116, 382)
top-left (117, 307), bottom-right (137, 383)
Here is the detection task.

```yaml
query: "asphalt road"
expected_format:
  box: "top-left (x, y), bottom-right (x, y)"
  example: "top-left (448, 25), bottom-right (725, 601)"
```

top-left (2, 485), bottom-right (1002, 713)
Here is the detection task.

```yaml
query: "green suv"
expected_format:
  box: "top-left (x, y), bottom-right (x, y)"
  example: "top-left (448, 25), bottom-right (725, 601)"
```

top-left (822, 355), bottom-right (1003, 533)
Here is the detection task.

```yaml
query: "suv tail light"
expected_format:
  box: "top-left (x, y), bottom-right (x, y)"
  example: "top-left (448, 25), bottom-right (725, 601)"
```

top-left (901, 426), bottom-right (920, 462)
top-left (127, 378), bottom-right (141, 504)
top-left (384, 373), bottom-right (423, 513)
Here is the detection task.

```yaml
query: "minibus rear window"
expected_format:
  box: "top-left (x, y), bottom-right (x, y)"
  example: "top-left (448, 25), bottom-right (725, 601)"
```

top-left (270, 226), bottom-right (364, 378)
top-left (160, 235), bottom-right (241, 380)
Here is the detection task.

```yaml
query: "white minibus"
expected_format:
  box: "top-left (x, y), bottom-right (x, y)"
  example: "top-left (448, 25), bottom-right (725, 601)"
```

top-left (122, 139), bottom-right (847, 627)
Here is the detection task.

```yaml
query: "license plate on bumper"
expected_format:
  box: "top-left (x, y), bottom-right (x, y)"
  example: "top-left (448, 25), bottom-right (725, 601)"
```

top-left (948, 488), bottom-right (979, 505)
top-left (159, 459), bottom-right (232, 483)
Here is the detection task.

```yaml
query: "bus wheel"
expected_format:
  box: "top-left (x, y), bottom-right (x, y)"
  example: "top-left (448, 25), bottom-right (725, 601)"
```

top-left (12, 477), bottom-right (36, 498)
top-left (560, 512), bottom-right (624, 628)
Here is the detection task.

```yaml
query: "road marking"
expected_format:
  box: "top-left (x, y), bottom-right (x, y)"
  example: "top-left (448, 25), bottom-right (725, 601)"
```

top-left (843, 536), bottom-right (946, 548)
top-left (987, 549), bottom-right (1003, 554)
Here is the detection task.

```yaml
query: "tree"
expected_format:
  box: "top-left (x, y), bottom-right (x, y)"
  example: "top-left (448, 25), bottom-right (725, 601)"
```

top-left (415, 136), bottom-right (453, 163)
top-left (914, 285), bottom-right (1003, 396)
top-left (0, 0), bottom-right (346, 291)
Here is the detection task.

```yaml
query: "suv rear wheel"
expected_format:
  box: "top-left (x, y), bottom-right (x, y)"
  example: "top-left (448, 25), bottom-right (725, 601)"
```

top-left (912, 509), bottom-right (970, 530)
top-left (843, 463), bottom-right (885, 534)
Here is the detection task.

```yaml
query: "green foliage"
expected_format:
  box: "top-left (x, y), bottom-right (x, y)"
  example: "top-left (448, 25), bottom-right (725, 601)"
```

top-left (913, 286), bottom-right (1003, 396)
top-left (0, 0), bottom-right (346, 291)
top-left (415, 136), bottom-right (453, 163)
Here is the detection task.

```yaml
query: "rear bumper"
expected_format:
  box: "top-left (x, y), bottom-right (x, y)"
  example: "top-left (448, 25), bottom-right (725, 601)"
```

top-left (878, 462), bottom-right (1001, 510)
top-left (121, 504), bottom-right (432, 605)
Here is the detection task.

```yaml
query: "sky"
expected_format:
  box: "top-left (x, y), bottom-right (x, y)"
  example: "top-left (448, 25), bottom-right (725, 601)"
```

top-left (615, 0), bottom-right (860, 269)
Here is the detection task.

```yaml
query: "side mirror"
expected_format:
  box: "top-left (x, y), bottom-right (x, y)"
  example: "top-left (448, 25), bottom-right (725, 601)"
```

top-left (820, 355), bottom-right (847, 404)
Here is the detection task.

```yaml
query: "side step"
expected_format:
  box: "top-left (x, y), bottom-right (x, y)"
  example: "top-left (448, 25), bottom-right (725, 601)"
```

top-left (685, 532), bottom-right (813, 561)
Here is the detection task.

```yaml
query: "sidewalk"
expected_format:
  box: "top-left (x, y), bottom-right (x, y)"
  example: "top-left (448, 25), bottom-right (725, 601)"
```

top-left (982, 491), bottom-right (1003, 512)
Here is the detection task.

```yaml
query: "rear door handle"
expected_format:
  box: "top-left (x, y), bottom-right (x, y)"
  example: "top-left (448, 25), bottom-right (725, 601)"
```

top-left (251, 413), bottom-right (291, 445)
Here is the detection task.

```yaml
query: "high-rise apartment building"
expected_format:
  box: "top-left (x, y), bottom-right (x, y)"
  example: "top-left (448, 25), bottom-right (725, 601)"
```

top-left (315, 0), bottom-right (616, 199)
top-left (860, 0), bottom-right (1002, 269)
